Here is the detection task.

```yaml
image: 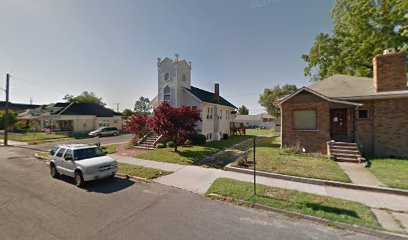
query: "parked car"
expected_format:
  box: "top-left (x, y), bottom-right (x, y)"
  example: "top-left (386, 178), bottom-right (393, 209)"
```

top-left (48, 144), bottom-right (118, 187)
top-left (88, 127), bottom-right (120, 137)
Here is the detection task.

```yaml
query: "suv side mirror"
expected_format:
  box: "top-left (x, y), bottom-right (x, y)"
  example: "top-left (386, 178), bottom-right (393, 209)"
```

top-left (65, 156), bottom-right (73, 161)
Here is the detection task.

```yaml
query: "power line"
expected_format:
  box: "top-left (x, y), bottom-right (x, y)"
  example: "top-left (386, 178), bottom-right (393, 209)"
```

top-left (224, 92), bottom-right (263, 98)
top-left (10, 75), bottom-right (70, 95)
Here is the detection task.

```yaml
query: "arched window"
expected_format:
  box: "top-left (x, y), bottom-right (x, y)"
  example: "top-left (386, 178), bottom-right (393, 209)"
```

top-left (164, 73), bottom-right (169, 81)
top-left (182, 74), bottom-right (186, 82)
top-left (163, 86), bottom-right (171, 101)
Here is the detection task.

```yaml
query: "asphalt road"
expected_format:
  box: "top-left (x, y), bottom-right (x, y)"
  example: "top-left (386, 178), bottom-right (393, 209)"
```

top-left (0, 146), bottom-right (379, 240)
top-left (7, 134), bottom-right (133, 152)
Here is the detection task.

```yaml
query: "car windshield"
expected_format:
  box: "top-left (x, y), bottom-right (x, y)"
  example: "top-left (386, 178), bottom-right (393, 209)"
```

top-left (96, 127), bottom-right (105, 131)
top-left (74, 147), bottom-right (105, 160)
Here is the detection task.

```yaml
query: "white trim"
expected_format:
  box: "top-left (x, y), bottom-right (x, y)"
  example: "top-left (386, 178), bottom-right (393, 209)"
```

top-left (277, 87), bottom-right (363, 107)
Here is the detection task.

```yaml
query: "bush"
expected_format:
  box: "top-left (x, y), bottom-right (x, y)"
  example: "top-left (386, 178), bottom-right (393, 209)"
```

top-left (184, 139), bottom-right (192, 146)
top-left (124, 141), bottom-right (134, 150)
top-left (155, 143), bottom-right (165, 148)
top-left (237, 153), bottom-right (248, 167)
top-left (187, 134), bottom-right (207, 146)
top-left (280, 143), bottom-right (303, 155)
top-left (166, 141), bottom-right (175, 148)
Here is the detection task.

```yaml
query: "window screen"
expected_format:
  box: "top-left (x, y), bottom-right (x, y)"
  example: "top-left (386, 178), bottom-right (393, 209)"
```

top-left (358, 109), bottom-right (369, 119)
top-left (293, 110), bottom-right (317, 130)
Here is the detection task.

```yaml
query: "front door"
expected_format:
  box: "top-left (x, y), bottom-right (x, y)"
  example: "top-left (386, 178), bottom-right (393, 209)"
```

top-left (330, 109), bottom-right (347, 140)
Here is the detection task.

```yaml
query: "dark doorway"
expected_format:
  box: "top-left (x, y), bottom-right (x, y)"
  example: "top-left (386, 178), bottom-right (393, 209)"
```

top-left (330, 109), bottom-right (347, 141)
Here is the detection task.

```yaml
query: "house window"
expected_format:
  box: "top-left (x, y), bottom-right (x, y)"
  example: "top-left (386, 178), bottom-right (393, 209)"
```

top-left (164, 73), bottom-right (170, 81)
top-left (219, 109), bottom-right (222, 119)
top-left (207, 107), bottom-right (213, 119)
top-left (163, 86), bottom-right (171, 101)
top-left (226, 110), bottom-right (229, 120)
top-left (293, 110), bottom-right (317, 130)
top-left (206, 133), bottom-right (212, 140)
top-left (182, 74), bottom-right (186, 82)
top-left (358, 109), bottom-right (369, 119)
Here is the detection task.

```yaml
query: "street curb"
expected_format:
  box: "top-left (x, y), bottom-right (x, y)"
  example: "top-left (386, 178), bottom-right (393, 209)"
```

top-left (34, 153), bottom-right (48, 161)
top-left (116, 173), bottom-right (151, 183)
top-left (207, 193), bottom-right (408, 240)
top-left (225, 165), bottom-right (408, 196)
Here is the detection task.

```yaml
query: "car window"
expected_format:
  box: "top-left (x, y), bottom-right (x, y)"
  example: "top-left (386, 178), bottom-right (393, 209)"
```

top-left (74, 147), bottom-right (105, 160)
top-left (64, 149), bottom-right (73, 159)
top-left (50, 146), bottom-right (59, 155)
top-left (56, 148), bottom-right (66, 157)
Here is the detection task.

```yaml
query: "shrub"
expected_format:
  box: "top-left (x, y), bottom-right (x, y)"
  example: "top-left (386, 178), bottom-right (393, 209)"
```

top-left (155, 143), bottom-right (165, 148)
top-left (166, 141), bottom-right (175, 148)
top-left (124, 141), bottom-right (134, 150)
top-left (280, 143), bottom-right (303, 155)
top-left (184, 139), bottom-right (192, 146)
top-left (188, 134), bottom-right (207, 146)
top-left (237, 153), bottom-right (248, 167)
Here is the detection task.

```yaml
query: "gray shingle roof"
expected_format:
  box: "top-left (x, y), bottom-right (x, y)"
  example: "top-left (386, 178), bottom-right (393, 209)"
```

top-left (309, 74), bottom-right (408, 99)
top-left (185, 86), bottom-right (236, 108)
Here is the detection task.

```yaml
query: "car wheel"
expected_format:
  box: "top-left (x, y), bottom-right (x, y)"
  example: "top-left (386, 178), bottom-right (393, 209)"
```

top-left (113, 132), bottom-right (118, 136)
top-left (50, 164), bottom-right (60, 178)
top-left (96, 134), bottom-right (102, 138)
top-left (74, 171), bottom-right (84, 187)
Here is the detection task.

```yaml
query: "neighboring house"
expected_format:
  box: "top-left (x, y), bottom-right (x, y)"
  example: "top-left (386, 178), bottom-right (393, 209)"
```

top-left (19, 102), bottom-right (122, 134)
top-left (150, 54), bottom-right (237, 141)
top-left (235, 113), bottom-right (280, 131)
top-left (276, 50), bottom-right (408, 158)
top-left (0, 102), bottom-right (40, 114)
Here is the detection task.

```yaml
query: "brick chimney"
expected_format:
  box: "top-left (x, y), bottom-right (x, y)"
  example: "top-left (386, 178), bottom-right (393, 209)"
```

top-left (214, 83), bottom-right (220, 103)
top-left (373, 49), bottom-right (407, 92)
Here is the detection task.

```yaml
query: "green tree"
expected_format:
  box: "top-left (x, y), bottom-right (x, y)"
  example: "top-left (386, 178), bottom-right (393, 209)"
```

top-left (134, 96), bottom-right (151, 114)
top-left (0, 110), bottom-right (18, 130)
top-left (259, 84), bottom-right (297, 118)
top-left (238, 105), bottom-right (249, 115)
top-left (302, 0), bottom-right (408, 82)
top-left (122, 108), bottom-right (134, 119)
top-left (63, 91), bottom-right (106, 106)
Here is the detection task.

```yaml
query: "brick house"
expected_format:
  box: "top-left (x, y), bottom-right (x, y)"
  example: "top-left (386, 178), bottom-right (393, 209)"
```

top-left (276, 50), bottom-right (408, 160)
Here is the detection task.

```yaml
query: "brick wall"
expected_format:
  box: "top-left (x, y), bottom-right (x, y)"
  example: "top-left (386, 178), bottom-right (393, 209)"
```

top-left (373, 52), bottom-right (407, 92)
top-left (281, 92), bottom-right (331, 153)
top-left (355, 98), bottom-right (408, 158)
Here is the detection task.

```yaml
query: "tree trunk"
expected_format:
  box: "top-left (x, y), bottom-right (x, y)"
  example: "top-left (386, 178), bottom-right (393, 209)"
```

top-left (174, 143), bottom-right (178, 152)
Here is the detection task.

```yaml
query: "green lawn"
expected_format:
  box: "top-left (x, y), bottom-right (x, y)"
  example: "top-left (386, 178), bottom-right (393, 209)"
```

top-left (1, 132), bottom-right (69, 143)
top-left (136, 135), bottom-right (252, 165)
top-left (207, 178), bottom-right (380, 229)
top-left (246, 128), bottom-right (280, 137)
top-left (232, 138), bottom-right (351, 183)
top-left (368, 158), bottom-right (408, 190)
top-left (118, 163), bottom-right (172, 179)
top-left (102, 144), bottom-right (118, 154)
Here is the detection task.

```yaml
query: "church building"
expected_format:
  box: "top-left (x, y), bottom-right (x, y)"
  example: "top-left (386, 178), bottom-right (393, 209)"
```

top-left (150, 54), bottom-right (237, 141)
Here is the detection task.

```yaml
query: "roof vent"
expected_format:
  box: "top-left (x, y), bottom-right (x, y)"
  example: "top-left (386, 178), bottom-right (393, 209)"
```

top-left (383, 48), bottom-right (396, 55)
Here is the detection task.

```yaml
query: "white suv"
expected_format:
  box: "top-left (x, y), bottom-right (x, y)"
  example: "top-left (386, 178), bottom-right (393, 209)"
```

top-left (48, 144), bottom-right (118, 187)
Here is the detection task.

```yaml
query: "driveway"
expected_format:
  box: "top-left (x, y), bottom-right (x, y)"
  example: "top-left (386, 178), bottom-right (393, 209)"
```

top-left (0, 147), bottom-right (378, 240)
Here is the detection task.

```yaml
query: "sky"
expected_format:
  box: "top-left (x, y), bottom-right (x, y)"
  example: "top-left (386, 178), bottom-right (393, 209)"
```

top-left (0, 0), bottom-right (334, 114)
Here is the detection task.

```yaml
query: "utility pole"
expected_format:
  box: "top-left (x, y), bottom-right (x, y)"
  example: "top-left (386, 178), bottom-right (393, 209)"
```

top-left (30, 97), bottom-right (33, 105)
top-left (4, 73), bottom-right (10, 146)
top-left (116, 103), bottom-right (120, 112)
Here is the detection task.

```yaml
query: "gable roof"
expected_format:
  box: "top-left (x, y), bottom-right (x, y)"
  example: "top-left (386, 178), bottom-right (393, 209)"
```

top-left (277, 87), bottom-right (362, 107)
top-left (184, 86), bottom-right (236, 108)
top-left (0, 101), bottom-right (40, 111)
top-left (45, 102), bottom-right (122, 117)
top-left (309, 74), bottom-right (408, 100)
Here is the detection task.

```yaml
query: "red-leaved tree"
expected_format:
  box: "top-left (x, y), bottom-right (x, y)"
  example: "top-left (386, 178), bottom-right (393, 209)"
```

top-left (148, 102), bottom-right (201, 152)
top-left (125, 113), bottom-right (150, 144)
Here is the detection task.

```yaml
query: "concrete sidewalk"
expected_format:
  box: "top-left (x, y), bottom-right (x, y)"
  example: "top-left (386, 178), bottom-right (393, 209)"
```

top-left (111, 154), bottom-right (408, 212)
top-left (337, 162), bottom-right (384, 186)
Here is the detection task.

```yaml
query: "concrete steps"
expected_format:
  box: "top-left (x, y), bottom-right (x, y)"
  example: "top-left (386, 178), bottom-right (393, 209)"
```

top-left (135, 132), bottom-right (160, 150)
top-left (329, 141), bottom-right (365, 163)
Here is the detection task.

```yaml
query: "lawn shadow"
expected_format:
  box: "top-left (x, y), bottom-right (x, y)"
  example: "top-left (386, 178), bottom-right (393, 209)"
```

top-left (305, 203), bottom-right (359, 218)
top-left (177, 147), bottom-right (218, 163)
top-left (57, 175), bottom-right (135, 194)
